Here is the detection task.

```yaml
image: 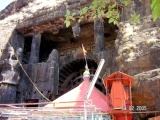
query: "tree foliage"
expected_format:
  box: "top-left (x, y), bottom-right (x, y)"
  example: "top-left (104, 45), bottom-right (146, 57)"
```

top-left (65, 0), bottom-right (160, 28)
top-left (128, 12), bottom-right (140, 24)
top-left (64, 0), bottom-right (140, 27)
top-left (151, 0), bottom-right (160, 21)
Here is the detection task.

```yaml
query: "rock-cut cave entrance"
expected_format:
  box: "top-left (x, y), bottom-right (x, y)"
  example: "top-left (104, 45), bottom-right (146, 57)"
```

top-left (58, 59), bottom-right (106, 96)
top-left (21, 21), bottom-right (117, 99)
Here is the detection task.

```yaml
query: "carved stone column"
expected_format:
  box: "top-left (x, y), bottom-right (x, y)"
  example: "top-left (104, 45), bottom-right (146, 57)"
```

top-left (94, 18), bottom-right (106, 63)
top-left (0, 47), bottom-right (19, 103)
top-left (72, 21), bottom-right (81, 38)
top-left (29, 33), bottom-right (41, 63)
top-left (94, 18), bottom-right (106, 77)
top-left (94, 18), bottom-right (105, 54)
top-left (0, 30), bottom-right (24, 103)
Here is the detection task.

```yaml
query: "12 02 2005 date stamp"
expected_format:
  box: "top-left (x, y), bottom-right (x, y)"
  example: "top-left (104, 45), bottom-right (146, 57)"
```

top-left (129, 106), bottom-right (147, 111)
top-left (122, 106), bottom-right (147, 111)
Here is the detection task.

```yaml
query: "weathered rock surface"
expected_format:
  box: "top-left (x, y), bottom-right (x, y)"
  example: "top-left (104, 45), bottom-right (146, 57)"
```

top-left (0, 46), bottom-right (20, 103)
top-left (0, 0), bottom-right (34, 20)
top-left (115, 19), bottom-right (160, 119)
top-left (132, 69), bottom-right (160, 119)
top-left (17, 61), bottom-right (59, 103)
top-left (0, 84), bottom-right (17, 103)
top-left (116, 21), bottom-right (160, 76)
top-left (0, 0), bottom-right (92, 36)
top-left (133, 69), bottom-right (160, 110)
top-left (47, 49), bottom-right (58, 63)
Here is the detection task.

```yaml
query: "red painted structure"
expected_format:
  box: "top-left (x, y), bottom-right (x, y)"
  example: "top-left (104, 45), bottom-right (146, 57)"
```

top-left (103, 71), bottom-right (133, 120)
top-left (45, 80), bottom-right (111, 112)
top-left (45, 71), bottom-right (133, 120)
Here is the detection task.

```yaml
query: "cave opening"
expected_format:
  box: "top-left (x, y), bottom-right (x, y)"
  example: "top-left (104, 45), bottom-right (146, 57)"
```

top-left (22, 20), bottom-right (117, 63)
top-left (39, 27), bottom-right (74, 62)
top-left (58, 59), bottom-right (106, 96)
top-left (21, 20), bottom-right (118, 99)
top-left (39, 32), bottom-right (57, 62)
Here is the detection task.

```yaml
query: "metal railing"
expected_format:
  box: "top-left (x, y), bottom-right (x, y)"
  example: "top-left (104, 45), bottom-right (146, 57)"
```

top-left (0, 100), bottom-right (111, 120)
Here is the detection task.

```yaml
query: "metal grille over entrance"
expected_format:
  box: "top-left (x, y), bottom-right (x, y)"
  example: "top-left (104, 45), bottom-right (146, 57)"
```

top-left (59, 59), bottom-right (106, 96)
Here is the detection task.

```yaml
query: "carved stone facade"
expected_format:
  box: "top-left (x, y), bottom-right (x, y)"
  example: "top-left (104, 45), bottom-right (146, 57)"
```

top-left (17, 61), bottom-right (59, 103)
top-left (0, 27), bottom-right (24, 103)
top-left (0, 47), bottom-right (19, 103)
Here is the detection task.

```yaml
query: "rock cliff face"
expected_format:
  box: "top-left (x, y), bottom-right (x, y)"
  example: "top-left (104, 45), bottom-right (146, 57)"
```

top-left (116, 20), bottom-right (160, 75)
top-left (0, 0), bottom-right (34, 20)
top-left (115, 17), bottom-right (160, 113)
top-left (133, 69), bottom-right (160, 109)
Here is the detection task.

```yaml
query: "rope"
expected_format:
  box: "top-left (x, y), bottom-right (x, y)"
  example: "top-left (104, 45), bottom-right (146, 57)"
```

top-left (7, 41), bottom-right (51, 102)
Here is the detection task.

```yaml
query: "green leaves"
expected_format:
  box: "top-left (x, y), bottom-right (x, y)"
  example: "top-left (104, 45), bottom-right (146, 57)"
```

top-left (106, 7), bottom-right (119, 25)
top-left (64, 20), bottom-right (70, 28)
top-left (120, 0), bottom-right (131, 6)
top-left (64, 0), bottom-right (136, 27)
top-left (90, 0), bottom-right (108, 19)
top-left (64, 0), bottom-right (121, 27)
top-left (128, 12), bottom-right (140, 24)
top-left (151, 0), bottom-right (160, 21)
top-left (65, 9), bottom-right (76, 27)
top-left (108, 4), bottom-right (116, 10)
top-left (109, 18), bottom-right (114, 23)
top-left (80, 7), bottom-right (89, 15)
top-left (64, 0), bottom-right (160, 30)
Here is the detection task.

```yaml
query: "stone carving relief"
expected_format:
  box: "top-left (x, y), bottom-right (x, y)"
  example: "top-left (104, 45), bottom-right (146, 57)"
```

top-left (0, 47), bottom-right (20, 85)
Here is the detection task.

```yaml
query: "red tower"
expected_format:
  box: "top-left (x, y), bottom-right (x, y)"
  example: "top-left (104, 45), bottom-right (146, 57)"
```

top-left (103, 71), bottom-right (133, 120)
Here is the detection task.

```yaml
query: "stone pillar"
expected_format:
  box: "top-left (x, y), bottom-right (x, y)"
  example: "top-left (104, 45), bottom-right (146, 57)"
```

top-left (72, 21), bottom-right (81, 38)
top-left (94, 18), bottom-right (105, 54)
top-left (46, 49), bottom-right (59, 95)
top-left (0, 30), bottom-right (24, 104)
top-left (29, 33), bottom-right (41, 63)
top-left (0, 47), bottom-right (19, 103)
top-left (94, 18), bottom-right (106, 77)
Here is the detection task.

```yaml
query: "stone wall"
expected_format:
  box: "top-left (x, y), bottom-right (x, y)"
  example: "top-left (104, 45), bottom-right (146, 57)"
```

top-left (17, 61), bottom-right (59, 103)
